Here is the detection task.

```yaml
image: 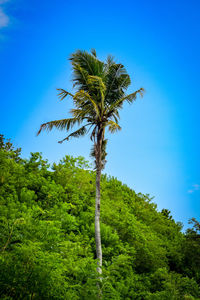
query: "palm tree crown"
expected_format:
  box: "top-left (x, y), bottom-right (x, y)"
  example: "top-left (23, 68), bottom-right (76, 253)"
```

top-left (37, 49), bottom-right (144, 165)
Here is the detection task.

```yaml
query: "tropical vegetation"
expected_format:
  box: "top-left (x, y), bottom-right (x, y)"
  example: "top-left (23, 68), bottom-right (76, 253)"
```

top-left (0, 135), bottom-right (200, 299)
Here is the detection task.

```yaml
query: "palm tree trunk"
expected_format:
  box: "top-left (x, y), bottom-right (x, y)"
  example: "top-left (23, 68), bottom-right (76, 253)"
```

top-left (95, 133), bottom-right (102, 275)
top-left (95, 165), bottom-right (102, 274)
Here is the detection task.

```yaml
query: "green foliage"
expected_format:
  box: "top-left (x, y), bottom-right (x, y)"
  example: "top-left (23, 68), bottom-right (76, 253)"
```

top-left (0, 136), bottom-right (200, 299)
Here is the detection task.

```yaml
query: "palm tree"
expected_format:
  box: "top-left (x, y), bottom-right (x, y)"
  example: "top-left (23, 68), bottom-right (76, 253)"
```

top-left (37, 49), bottom-right (144, 275)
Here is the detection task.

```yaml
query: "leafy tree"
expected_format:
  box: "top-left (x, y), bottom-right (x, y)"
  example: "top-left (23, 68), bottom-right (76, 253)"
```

top-left (0, 134), bottom-right (22, 162)
top-left (37, 49), bottom-right (144, 275)
top-left (183, 218), bottom-right (200, 282)
top-left (1, 137), bottom-right (200, 299)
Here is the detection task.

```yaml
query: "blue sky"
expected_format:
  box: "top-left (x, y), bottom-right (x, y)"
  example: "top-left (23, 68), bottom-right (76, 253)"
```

top-left (0, 0), bottom-right (199, 229)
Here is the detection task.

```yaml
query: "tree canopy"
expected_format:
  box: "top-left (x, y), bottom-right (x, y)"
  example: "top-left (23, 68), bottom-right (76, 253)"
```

top-left (0, 135), bottom-right (200, 299)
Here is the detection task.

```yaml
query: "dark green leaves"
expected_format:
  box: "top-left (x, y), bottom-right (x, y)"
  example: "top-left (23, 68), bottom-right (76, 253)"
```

top-left (0, 139), bottom-right (200, 299)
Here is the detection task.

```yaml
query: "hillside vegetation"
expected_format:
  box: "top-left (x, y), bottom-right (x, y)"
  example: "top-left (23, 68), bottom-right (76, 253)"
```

top-left (0, 135), bottom-right (200, 299)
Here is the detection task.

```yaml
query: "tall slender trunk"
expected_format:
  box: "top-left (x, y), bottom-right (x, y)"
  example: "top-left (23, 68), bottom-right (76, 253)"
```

top-left (95, 131), bottom-right (102, 275)
top-left (95, 164), bottom-right (102, 274)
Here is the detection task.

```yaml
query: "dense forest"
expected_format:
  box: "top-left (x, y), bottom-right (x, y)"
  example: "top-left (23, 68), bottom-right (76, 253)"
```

top-left (0, 135), bottom-right (200, 300)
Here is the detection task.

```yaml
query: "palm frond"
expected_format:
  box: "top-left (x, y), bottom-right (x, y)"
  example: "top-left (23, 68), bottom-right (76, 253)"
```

top-left (70, 50), bottom-right (104, 78)
top-left (106, 55), bottom-right (114, 67)
top-left (106, 88), bottom-right (144, 115)
top-left (87, 75), bottom-right (106, 113)
top-left (87, 76), bottom-right (106, 92)
top-left (57, 89), bottom-right (74, 101)
top-left (123, 88), bottom-right (145, 103)
top-left (73, 90), bottom-right (100, 118)
top-left (91, 49), bottom-right (97, 57)
top-left (112, 111), bottom-right (120, 123)
top-left (72, 64), bottom-right (89, 90)
top-left (58, 125), bottom-right (88, 143)
top-left (107, 120), bottom-right (121, 133)
top-left (37, 118), bottom-right (79, 136)
top-left (70, 108), bottom-right (88, 119)
top-left (105, 63), bottom-right (131, 105)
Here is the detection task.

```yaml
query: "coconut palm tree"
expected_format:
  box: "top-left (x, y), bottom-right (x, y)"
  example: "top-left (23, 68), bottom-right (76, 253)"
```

top-left (37, 49), bottom-right (144, 275)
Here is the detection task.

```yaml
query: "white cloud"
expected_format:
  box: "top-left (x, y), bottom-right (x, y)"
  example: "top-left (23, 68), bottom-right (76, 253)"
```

top-left (0, 0), bottom-right (10, 29)
top-left (187, 184), bottom-right (200, 194)
top-left (0, 7), bottom-right (9, 28)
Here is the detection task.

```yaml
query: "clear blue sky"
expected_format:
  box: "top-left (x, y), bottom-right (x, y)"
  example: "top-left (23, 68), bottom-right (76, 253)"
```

top-left (0, 0), bottom-right (200, 229)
